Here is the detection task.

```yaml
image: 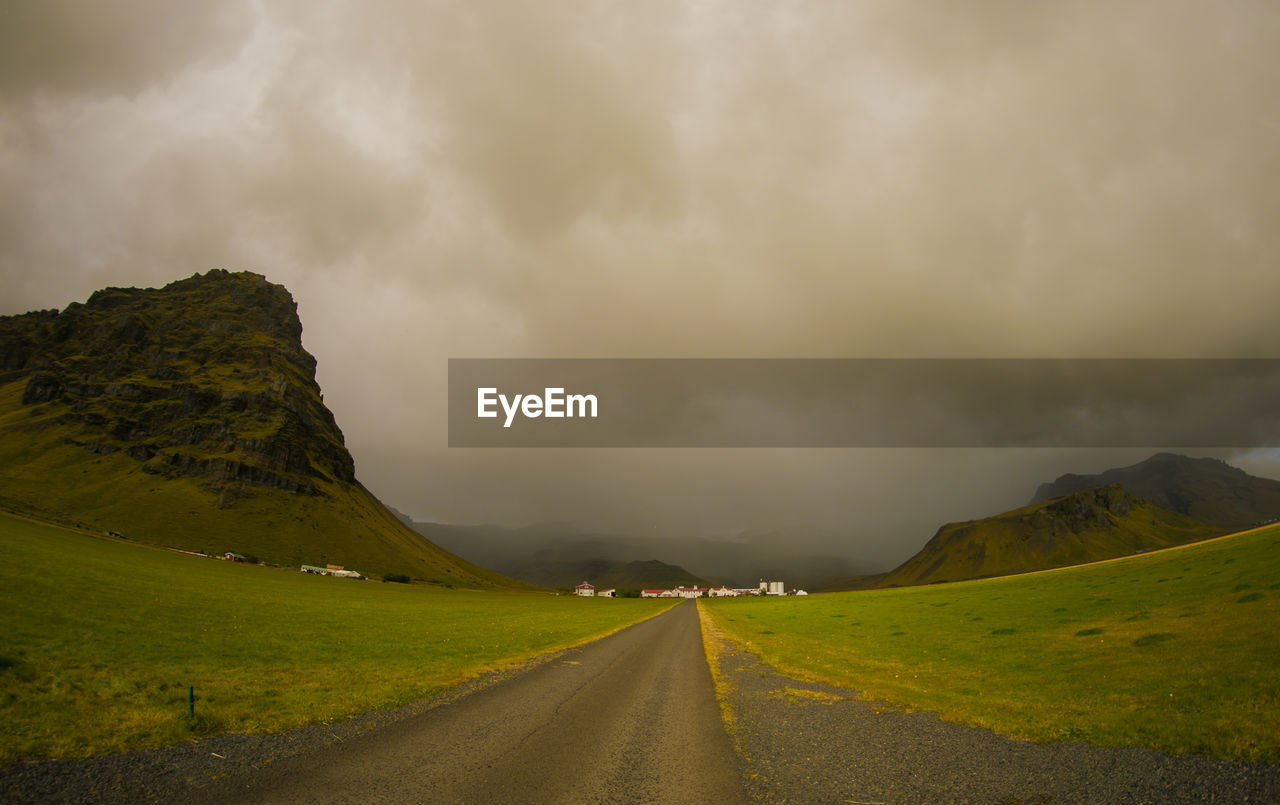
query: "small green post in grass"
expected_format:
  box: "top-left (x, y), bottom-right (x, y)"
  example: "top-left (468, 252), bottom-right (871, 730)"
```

top-left (188, 686), bottom-right (194, 718)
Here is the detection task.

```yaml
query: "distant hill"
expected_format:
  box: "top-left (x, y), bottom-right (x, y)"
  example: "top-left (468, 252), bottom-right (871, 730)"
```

top-left (521, 556), bottom-right (710, 592)
top-left (0, 270), bottom-right (527, 588)
top-left (1031, 452), bottom-right (1280, 531)
top-left (835, 485), bottom-right (1221, 590)
top-left (405, 519), bottom-right (865, 590)
top-left (405, 521), bottom-right (707, 590)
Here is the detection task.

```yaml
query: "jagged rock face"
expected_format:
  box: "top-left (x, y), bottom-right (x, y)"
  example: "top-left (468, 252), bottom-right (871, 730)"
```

top-left (1031, 453), bottom-right (1280, 531)
top-left (1030, 483), bottom-right (1133, 532)
top-left (0, 270), bottom-right (355, 495)
top-left (938, 485), bottom-right (1133, 553)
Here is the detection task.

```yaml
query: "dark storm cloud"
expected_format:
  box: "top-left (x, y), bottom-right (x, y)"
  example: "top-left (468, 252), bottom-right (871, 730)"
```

top-left (0, 1), bottom-right (252, 99)
top-left (2, 1), bottom-right (1279, 566)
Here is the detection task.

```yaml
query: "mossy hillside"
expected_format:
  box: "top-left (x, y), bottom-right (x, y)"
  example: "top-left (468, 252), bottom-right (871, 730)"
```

top-left (0, 513), bottom-right (674, 762)
top-left (0, 409), bottom-right (517, 586)
top-left (875, 485), bottom-right (1222, 588)
top-left (1032, 452), bottom-right (1280, 531)
top-left (704, 524), bottom-right (1280, 762)
top-left (0, 271), bottom-right (524, 586)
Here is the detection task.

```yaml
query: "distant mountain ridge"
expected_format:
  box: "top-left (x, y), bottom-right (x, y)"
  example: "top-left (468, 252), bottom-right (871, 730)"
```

top-left (1032, 452), bottom-right (1280, 531)
top-left (520, 556), bottom-right (710, 592)
top-left (403, 518), bottom-right (867, 590)
top-left (0, 270), bottom-right (525, 588)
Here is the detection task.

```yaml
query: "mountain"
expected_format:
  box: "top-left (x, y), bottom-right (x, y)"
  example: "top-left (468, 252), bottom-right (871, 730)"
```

top-left (1031, 452), bottom-right (1280, 531)
top-left (0, 270), bottom-right (525, 588)
top-left (405, 520), bottom-right (867, 590)
top-left (406, 522), bottom-right (706, 590)
top-left (837, 485), bottom-right (1221, 589)
top-left (514, 556), bottom-right (710, 593)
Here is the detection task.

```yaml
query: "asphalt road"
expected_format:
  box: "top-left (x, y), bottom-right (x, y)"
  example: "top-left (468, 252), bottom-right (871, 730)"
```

top-left (194, 600), bottom-right (743, 804)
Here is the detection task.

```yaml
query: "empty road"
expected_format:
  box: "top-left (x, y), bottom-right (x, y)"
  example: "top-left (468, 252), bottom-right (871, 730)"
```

top-left (8, 599), bottom-right (1275, 803)
top-left (195, 600), bottom-right (742, 804)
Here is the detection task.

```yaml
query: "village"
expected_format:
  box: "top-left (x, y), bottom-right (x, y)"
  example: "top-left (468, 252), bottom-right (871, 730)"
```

top-left (574, 580), bottom-right (808, 598)
top-left (220, 551), bottom-right (811, 597)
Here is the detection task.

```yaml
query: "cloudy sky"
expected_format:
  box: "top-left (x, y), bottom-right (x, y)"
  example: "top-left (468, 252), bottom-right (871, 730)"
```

top-left (3, 1), bottom-right (1279, 568)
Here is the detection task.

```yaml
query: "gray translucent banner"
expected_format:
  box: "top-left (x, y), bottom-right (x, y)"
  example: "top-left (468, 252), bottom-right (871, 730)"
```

top-left (448, 359), bottom-right (1280, 447)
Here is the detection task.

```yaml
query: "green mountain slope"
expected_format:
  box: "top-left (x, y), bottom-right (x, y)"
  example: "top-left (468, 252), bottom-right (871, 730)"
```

top-left (1031, 452), bottom-right (1280, 531)
top-left (865, 485), bottom-right (1222, 588)
top-left (0, 270), bottom-right (526, 588)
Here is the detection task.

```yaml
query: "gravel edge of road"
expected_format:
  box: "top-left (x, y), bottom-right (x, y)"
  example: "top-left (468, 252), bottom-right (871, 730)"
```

top-left (696, 601), bottom-right (1280, 804)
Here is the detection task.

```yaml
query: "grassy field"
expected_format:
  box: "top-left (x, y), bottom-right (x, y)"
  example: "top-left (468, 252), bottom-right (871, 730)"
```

top-left (702, 525), bottom-right (1280, 763)
top-left (0, 514), bottom-right (674, 763)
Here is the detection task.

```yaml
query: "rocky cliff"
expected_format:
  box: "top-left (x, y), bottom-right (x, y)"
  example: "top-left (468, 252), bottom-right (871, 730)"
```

top-left (0, 270), bottom-right (524, 587)
top-left (1, 270), bottom-right (351, 497)
top-left (1031, 453), bottom-right (1280, 532)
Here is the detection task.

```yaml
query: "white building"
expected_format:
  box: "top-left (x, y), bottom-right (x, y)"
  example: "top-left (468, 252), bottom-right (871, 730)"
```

top-left (673, 586), bottom-right (709, 598)
top-left (575, 582), bottom-right (595, 597)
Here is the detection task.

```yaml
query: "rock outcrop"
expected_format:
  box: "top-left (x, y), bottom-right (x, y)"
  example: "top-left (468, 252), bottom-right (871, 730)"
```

top-left (0, 270), bottom-right (524, 587)
top-left (0, 270), bottom-right (353, 497)
top-left (1031, 452), bottom-right (1280, 531)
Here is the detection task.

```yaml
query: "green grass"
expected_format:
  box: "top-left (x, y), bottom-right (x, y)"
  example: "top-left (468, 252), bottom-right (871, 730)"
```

top-left (703, 526), bottom-right (1280, 762)
top-left (0, 514), bottom-right (675, 763)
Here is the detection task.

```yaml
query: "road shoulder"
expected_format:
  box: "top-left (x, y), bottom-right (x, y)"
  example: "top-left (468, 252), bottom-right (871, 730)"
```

top-left (697, 601), bottom-right (1280, 804)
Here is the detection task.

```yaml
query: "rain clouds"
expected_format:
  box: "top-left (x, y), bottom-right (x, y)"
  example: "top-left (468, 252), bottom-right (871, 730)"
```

top-left (3, 2), bottom-right (1279, 568)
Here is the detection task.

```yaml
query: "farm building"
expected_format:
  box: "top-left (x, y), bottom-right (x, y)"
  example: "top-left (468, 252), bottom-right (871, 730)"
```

top-left (639, 585), bottom-right (770, 598)
top-left (673, 586), bottom-right (709, 598)
top-left (299, 564), bottom-right (362, 578)
top-left (575, 582), bottom-right (595, 597)
top-left (597, 588), bottom-right (616, 597)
